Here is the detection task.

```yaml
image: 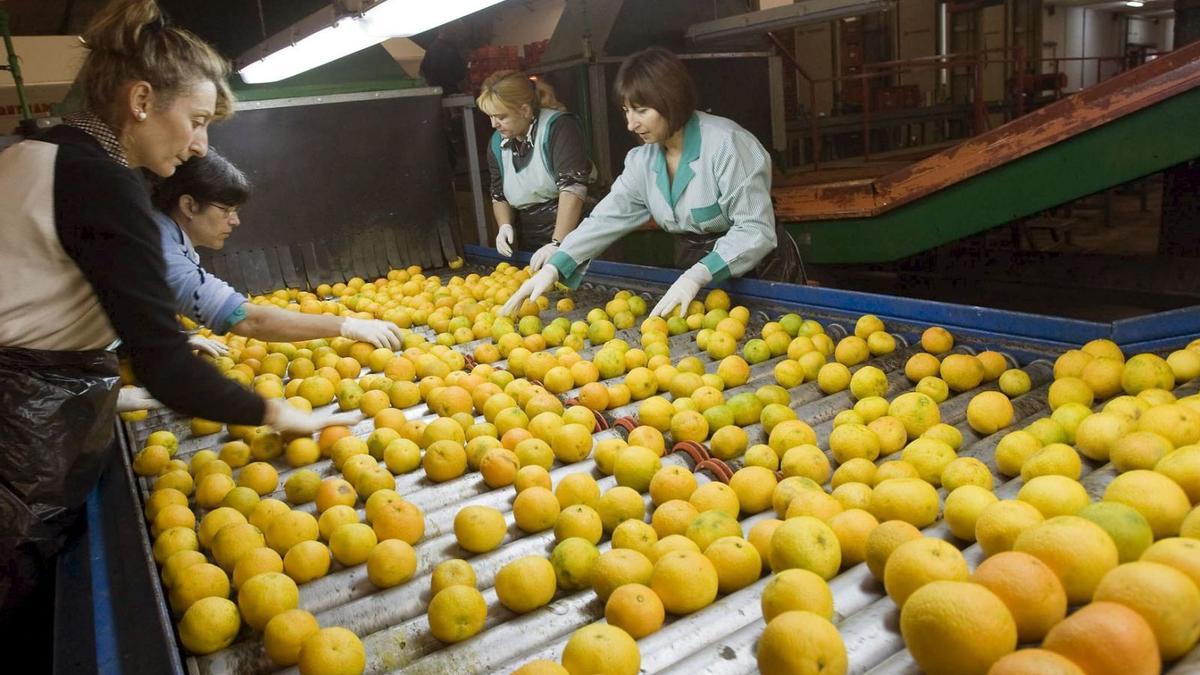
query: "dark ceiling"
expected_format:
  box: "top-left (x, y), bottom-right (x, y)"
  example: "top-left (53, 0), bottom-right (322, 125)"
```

top-left (1, 0), bottom-right (331, 60)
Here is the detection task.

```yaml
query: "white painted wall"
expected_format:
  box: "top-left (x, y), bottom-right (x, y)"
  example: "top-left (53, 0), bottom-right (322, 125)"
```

top-left (1128, 16), bottom-right (1174, 52)
top-left (981, 4), bottom-right (1007, 102)
top-left (1043, 6), bottom-right (1128, 92)
top-left (1161, 17), bottom-right (1176, 52)
top-left (897, 0), bottom-right (936, 103)
top-left (1128, 17), bottom-right (1156, 46)
top-left (793, 22), bottom-right (834, 115)
top-left (1083, 7), bottom-right (1124, 85)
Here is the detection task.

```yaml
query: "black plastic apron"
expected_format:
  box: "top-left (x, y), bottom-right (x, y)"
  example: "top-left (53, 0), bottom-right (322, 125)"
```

top-left (0, 346), bottom-right (119, 617)
top-left (673, 221), bottom-right (808, 284)
top-left (516, 196), bottom-right (596, 253)
top-left (515, 202), bottom-right (559, 251)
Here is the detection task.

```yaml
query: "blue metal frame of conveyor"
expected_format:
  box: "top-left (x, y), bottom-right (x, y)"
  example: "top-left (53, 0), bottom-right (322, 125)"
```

top-left (72, 244), bottom-right (1200, 672)
top-left (463, 244), bottom-right (1200, 357)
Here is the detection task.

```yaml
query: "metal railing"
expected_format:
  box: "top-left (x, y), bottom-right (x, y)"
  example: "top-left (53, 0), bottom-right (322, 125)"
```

top-left (779, 43), bottom-right (1166, 171)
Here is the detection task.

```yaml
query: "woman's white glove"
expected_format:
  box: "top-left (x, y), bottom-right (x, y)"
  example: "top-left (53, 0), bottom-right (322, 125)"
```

top-left (189, 335), bottom-right (229, 357)
top-left (529, 243), bottom-right (558, 272)
top-left (501, 265), bottom-right (559, 317)
top-left (496, 223), bottom-right (515, 257)
top-left (264, 399), bottom-right (363, 436)
top-left (651, 263), bottom-right (713, 318)
top-left (116, 386), bottom-right (162, 412)
top-left (340, 317), bottom-right (403, 350)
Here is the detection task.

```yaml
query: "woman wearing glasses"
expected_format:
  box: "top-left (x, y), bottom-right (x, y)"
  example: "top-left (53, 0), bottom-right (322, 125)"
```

top-left (151, 150), bottom-right (404, 351)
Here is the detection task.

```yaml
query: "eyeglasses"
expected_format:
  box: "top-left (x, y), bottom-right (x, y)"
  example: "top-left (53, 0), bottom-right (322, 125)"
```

top-left (208, 202), bottom-right (240, 218)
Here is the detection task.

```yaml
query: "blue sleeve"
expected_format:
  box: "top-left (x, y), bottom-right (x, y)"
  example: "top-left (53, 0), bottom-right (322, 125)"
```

top-left (211, 296), bottom-right (248, 335)
top-left (158, 218), bottom-right (247, 334)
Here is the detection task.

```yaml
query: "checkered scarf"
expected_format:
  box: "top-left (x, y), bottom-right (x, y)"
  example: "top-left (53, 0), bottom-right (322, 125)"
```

top-left (63, 111), bottom-right (129, 168)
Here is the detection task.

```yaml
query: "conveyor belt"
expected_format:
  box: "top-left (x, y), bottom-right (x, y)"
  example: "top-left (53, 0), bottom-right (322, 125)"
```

top-left (104, 256), bottom-right (1200, 674)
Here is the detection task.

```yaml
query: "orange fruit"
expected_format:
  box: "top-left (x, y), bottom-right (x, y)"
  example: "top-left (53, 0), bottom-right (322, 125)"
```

top-left (371, 500), bottom-right (425, 545)
top-left (756, 611), bottom-right (846, 675)
top-left (883, 537), bottom-right (969, 607)
top-left (604, 583), bottom-right (665, 639)
top-left (760, 568), bottom-right (833, 622)
top-left (296, 627), bottom-right (365, 675)
top-left (864, 519), bottom-right (922, 581)
top-left (513, 661), bottom-right (568, 675)
top-left (590, 549), bottom-right (654, 602)
top-left (314, 477), bottom-right (357, 514)
top-left (703, 536), bottom-right (762, 594)
top-left (900, 580), bottom-right (1017, 675)
top-left (1140, 537), bottom-right (1200, 589)
top-left (1092, 560), bottom-right (1200, 660)
top-left (650, 550), bottom-right (718, 615)
top-left (237, 571), bottom-right (299, 631)
top-left (561, 623), bottom-right (640, 675)
top-left (1013, 515), bottom-right (1118, 605)
top-left (970, 551), bottom-right (1067, 642)
top-left (262, 608), bottom-right (319, 667)
top-left (987, 649), bottom-right (1085, 675)
top-left (1042, 601), bottom-right (1161, 675)
top-left (177, 596), bottom-right (239, 655)
top-left (1104, 469), bottom-right (1191, 539)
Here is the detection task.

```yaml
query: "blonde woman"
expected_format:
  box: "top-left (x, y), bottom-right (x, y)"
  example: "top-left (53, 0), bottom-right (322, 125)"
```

top-left (478, 70), bottom-right (591, 268)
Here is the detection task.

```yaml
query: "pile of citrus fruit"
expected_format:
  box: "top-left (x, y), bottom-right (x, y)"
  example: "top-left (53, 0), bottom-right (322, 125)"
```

top-left (124, 261), bottom-right (1200, 675)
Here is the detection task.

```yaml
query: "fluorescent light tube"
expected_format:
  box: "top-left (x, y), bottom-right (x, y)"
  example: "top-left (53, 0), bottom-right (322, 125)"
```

top-left (362, 0), bottom-right (508, 37)
top-left (237, 0), bottom-right (509, 84)
top-left (239, 16), bottom-right (384, 84)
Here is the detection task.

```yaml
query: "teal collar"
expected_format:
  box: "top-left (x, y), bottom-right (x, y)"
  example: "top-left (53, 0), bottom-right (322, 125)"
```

top-left (654, 112), bottom-right (702, 209)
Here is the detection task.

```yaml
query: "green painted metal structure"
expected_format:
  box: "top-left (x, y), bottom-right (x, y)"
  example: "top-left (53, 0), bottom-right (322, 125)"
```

top-left (0, 8), bottom-right (33, 124)
top-left (789, 86), bottom-right (1200, 264)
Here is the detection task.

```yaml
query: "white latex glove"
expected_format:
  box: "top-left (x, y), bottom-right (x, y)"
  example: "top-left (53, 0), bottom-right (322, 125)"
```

top-left (189, 335), bottom-right (229, 357)
top-left (529, 243), bottom-right (558, 272)
top-left (263, 399), bottom-right (363, 436)
top-left (340, 317), bottom-right (403, 350)
top-left (501, 265), bottom-right (559, 317)
top-left (495, 223), bottom-right (515, 257)
top-left (116, 386), bottom-right (162, 412)
top-left (650, 263), bottom-right (713, 318)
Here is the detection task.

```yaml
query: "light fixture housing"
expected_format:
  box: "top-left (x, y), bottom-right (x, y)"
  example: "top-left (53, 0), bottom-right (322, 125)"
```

top-left (362, 0), bottom-right (508, 38)
top-left (237, 0), bottom-right (508, 84)
top-left (1125, 0), bottom-right (1145, 7)
top-left (238, 5), bottom-right (383, 84)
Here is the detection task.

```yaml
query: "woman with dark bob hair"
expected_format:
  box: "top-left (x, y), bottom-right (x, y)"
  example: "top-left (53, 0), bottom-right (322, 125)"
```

top-left (504, 46), bottom-right (803, 317)
top-left (0, 0), bottom-right (351, 649)
top-left (151, 151), bottom-right (404, 350)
